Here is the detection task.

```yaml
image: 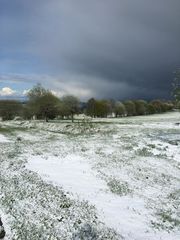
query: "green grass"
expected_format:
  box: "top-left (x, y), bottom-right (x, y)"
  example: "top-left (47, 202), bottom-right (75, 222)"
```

top-left (107, 178), bottom-right (132, 196)
top-left (0, 127), bottom-right (12, 133)
top-left (151, 210), bottom-right (180, 231)
top-left (0, 126), bottom-right (27, 134)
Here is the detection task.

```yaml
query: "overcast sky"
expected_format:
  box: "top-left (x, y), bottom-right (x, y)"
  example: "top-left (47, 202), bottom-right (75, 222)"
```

top-left (0, 0), bottom-right (180, 100)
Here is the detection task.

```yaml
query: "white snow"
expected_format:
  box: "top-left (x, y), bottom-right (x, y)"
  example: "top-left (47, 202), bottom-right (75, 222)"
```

top-left (2, 112), bottom-right (180, 239)
top-left (27, 150), bottom-right (180, 240)
top-left (27, 155), bottom-right (149, 239)
top-left (0, 209), bottom-right (12, 240)
top-left (0, 134), bottom-right (10, 143)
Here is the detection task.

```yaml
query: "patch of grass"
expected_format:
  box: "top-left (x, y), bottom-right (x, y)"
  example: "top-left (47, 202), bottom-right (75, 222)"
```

top-left (151, 203), bottom-right (180, 232)
top-left (0, 127), bottom-right (12, 133)
top-left (136, 147), bottom-right (152, 157)
top-left (123, 144), bottom-right (133, 150)
top-left (147, 144), bottom-right (156, 149)
top-left (168, 140), bottom-right (180, 146)
top-left (168, 189), bottom-right (180, 201)
top-left (151, 210), bottom-right (180, 231)
top-left (107, 178), bottom-right (131, 196)
top-left (0, 126), bottom-right (27, 136)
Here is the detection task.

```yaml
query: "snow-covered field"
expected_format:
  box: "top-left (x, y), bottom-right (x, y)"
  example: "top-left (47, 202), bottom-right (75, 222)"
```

top-left (0, 112), bottom-right (180, 239)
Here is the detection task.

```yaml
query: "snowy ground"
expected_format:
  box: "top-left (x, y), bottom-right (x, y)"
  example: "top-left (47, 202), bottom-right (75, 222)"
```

top-left (0, 112), bottom-right (180, 239)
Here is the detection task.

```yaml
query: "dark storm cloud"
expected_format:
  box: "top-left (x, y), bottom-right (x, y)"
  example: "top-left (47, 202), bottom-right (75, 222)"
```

top-left (1, 0), bottom-right (180, 99)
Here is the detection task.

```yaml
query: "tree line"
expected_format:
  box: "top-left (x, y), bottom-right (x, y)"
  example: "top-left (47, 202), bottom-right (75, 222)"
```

top-left (86, 98), bottom-right (174, 118)
top-left (0, 83), bottom-right (177, 122)
top-left (0, 84), bottom-right (81, 122)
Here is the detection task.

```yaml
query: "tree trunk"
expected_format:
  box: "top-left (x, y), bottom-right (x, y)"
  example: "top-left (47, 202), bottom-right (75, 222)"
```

top-left (71, 114), bottom-right (74, 123)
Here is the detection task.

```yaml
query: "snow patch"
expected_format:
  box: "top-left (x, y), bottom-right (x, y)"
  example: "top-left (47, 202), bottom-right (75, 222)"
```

top-left (0, 134), bottom-right (10, 143)
top-left (27, 153), bottom-right (179, 240)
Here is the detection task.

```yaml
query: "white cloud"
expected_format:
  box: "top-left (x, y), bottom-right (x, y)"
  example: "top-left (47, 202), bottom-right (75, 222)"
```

top-left (23, 89), bottom-right (30, 96)
top-left (51, 87), bottom-right (92, 99)
top-left (50, 90), bottom-right (64, 97)
top-left (0, 73), bottom-right (95, 100)
top-left (0, 87), bottom-right (16, 96)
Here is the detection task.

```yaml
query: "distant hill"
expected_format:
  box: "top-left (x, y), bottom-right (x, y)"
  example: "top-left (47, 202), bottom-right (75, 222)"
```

top-left (0, 96), bottom-right (28, 102)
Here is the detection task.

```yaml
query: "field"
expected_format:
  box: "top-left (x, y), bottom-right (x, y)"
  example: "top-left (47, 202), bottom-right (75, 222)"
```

top-left (0, 112), bottom-right (180, 240)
